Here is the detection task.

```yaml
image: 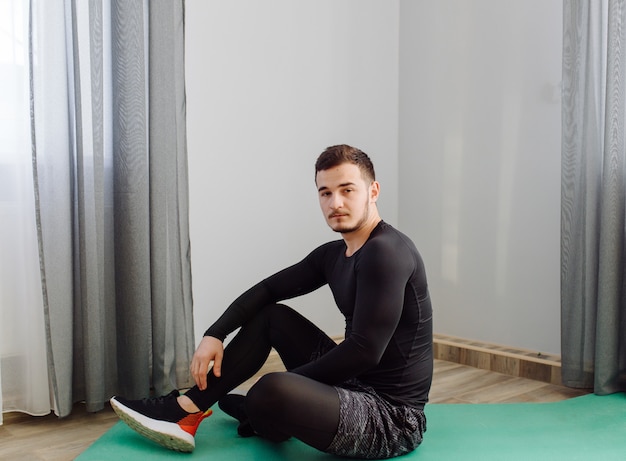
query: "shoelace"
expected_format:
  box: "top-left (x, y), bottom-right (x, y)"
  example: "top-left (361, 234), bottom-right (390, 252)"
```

top-left (139, 389), bottom-right (180, 407)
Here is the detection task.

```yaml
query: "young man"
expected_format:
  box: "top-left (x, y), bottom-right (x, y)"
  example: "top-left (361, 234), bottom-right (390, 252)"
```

top-left (110, 144), bottom-right (433, 459)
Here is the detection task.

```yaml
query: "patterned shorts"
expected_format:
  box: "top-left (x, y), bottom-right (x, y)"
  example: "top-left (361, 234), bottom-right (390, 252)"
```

top-left (326, 380), bottom-right (427, 459)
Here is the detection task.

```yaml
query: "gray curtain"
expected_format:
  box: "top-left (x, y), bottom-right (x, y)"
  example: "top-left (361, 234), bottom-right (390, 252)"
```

top-left (30, 0), bottom-right (194, 416)
top-left (561, 0), bottom-right (626, 394)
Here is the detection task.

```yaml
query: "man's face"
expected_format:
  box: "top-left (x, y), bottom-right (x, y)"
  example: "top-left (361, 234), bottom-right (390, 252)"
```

top-left (315, 162), bottom-right (378, 234)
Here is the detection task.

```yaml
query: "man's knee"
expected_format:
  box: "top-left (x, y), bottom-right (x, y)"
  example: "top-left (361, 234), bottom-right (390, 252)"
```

top-left (247, 303), bottom-right (293, 327)
top-left (245, 372), bottom-right (292, 442)
top-left (239, 303), bottom-right (291, 334)
top-left (246, 372), bottom-right (288, 414)
top-left (264, 303), bottom-right (297, 322)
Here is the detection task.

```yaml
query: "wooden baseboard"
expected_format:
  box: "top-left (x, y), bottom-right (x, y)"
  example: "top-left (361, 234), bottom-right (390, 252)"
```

top-left (434, 333), bottom-right (562, 385)
top-left (255, 334), bottom-right (563, 387)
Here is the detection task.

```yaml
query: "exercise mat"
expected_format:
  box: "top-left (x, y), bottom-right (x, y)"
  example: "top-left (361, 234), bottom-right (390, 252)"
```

top-left (76, 393), bottom-right (626, 460)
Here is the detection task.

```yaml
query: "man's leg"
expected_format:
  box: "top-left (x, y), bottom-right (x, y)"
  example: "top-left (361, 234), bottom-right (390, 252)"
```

top-left (184, 303), bottom-right (337, 410)
top-left (111, 303), bottom-right (337, 451)
top-left (245, 372), bottom-right (340, 451)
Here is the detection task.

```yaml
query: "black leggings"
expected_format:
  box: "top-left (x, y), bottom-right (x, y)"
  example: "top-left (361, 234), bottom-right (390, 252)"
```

top-left (184, 304), bottom-right (340, 451)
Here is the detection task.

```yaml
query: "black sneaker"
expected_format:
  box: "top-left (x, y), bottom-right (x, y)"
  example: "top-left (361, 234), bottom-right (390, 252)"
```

top-left (110, 390), bottom-right (212, 452)
top-left (218, 393), bottom-right (255, 437)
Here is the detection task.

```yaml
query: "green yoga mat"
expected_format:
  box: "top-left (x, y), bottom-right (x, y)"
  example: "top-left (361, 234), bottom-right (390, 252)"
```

top-left (77, 393), bottom-right (626, 460)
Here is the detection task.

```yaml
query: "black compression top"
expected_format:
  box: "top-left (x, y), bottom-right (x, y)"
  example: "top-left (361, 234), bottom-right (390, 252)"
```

top-left (205, 221), bottom-right (433, 409)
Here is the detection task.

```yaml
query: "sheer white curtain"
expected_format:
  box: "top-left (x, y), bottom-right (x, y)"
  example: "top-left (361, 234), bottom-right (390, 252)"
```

top-left (0, 0), bottom-right (53, 423)
top-left (1, 0), bottom-right (194, 423)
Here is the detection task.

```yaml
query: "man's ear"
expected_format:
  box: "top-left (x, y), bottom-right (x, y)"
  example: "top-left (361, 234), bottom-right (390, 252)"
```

top-left (370, 181), bottom-right (380, 202)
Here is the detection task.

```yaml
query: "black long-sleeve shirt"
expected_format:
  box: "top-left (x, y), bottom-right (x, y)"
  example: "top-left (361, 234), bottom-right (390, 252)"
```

top-left (205, 221), bottom-right (433, 408)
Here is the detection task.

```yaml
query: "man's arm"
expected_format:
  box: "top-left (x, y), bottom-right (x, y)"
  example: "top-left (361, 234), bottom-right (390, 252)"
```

top-left (203, 251), bottom-right (328, 341)
top-left (193, 245), bottom-right (331, 387)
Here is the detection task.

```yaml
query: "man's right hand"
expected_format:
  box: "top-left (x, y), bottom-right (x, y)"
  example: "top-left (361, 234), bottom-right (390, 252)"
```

top-left (190, 336), bottom-right (224, 391)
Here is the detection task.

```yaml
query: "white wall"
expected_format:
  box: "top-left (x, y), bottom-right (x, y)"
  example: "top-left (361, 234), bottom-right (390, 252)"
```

top-left (185, 1), bottom-right (400, 343)
top-left (186, 1), bottom-right (564, 355)
top-left (399, 1), bottom-right (563, 354)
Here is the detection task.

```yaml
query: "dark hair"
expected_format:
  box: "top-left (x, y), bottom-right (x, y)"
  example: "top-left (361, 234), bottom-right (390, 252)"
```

top-left (314, 144), bottom-right (376, 183)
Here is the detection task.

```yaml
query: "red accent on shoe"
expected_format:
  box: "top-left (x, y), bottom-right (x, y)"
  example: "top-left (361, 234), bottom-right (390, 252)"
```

top-left (179, 409), bottom-right (212, 436)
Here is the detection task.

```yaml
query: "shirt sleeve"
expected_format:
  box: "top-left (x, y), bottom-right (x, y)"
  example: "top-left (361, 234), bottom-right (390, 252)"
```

top-left (204, 245), bottom-right (330, 341)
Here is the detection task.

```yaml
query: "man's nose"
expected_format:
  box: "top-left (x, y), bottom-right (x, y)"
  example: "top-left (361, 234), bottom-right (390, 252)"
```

top-left (330, 194), bottom-right (343, 209)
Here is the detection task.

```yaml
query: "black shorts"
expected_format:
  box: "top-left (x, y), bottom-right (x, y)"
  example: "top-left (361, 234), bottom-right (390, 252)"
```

top-left (326, 380), bottom-right (427, 459)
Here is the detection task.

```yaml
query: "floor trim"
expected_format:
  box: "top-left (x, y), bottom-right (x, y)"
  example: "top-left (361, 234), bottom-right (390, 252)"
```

top-left (433, 333), bottom-right (562, 385)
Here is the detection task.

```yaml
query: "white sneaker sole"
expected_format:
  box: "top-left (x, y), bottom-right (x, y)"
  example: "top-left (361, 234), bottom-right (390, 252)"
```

top-left (110, 397), bottom-right (195, 452)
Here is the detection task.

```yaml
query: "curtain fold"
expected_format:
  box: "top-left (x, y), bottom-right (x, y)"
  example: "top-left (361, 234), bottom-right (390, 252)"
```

top-left (561, 0), bottom-right (626, 394)
top-left (109, 0), bottom-right (153, 403)
top-left (10, 0), bottom-right (195, 419)
top-left (148, 0), bottom-right (195, 396)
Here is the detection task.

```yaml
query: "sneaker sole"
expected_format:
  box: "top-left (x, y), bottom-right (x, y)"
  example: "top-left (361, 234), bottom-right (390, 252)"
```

top-left (110, 397), bottom-right (195, 452)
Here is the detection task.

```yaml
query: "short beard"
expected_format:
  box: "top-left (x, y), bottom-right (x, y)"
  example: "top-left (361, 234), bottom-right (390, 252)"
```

top-left (331, 202), bottom-right (370, 234)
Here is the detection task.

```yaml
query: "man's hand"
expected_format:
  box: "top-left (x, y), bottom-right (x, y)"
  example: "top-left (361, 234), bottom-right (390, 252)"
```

top-left (190, 336), bottom-right (224, 391)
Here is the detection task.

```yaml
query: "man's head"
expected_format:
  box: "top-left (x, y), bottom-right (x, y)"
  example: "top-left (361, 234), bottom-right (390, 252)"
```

top-left (314, 144), bottom-right (376, 185)
top-left (315, 145), bottom-right (380, 235)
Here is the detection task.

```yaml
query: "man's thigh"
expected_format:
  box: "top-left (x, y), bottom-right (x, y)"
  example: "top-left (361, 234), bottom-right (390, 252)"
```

top-left (246, 371), bottom-right (340, 450)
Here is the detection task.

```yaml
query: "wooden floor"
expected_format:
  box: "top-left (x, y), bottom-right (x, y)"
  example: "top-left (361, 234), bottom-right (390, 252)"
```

top-left (0, 359), bottom-right (589, 461)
